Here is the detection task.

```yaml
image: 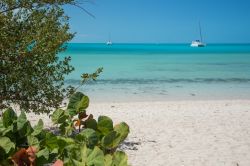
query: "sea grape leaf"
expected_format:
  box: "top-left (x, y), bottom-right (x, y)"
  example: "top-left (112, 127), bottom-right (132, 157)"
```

top-left (0, 118), bottom-right (13, 136)
top-left (17, 121), bottom-right (34, 138)
top-left (76, 129), bottom-right (98, 148)
top-left (36, 147), bottom-right (49, 160)
top-left (45, 133), bottom-right (59, 152)
top-left (0, 137), bottom-right (15, 154)
top-left (104, 154), bottom-right (112, 166)
top-left (68, 92), bottom-right (85, 109)
top-left (80, 144), bottom-right (87, 164)
top-left (57, 136), bottom-right (75, 153)
top-left (36, 148), bottom-right (50, 165)
top-left (17, 111), bottom-right (27, 131)
top-left (51, 109), bottom-right (68, 124)
top-left (112, 151), bottom-right (128, 166)
top-left (25, 121), bottom-right (34, 136)
top-left (97, 116), bottom-right (113, 136)
top-left (59, 121), bottom-right (73, 136)
top-left (78, 112), bottom-right (88, 120)
top-left (79, 145), bottom-right (105, 166)
top-left (32, 119), bottom-right (43, 136)
top-left (67, 92), bottom-right (89, 114)
top-left (67, 108), bottom-right (77, 117)
top-left (101, 131), bottom-right (121, 149)
top-left (2, 108), bottom-right (17, 127)
top-left (27, 135), bottom-right (39, 148)
top-left (85, 118), bottom-right (97, 130)
top-left (76, 96), bottom-right (89, 113)
top-left (114, 122), bottom-right (130, 143)
top-left (86, 146), bottom-right (105, 166)
top-left (64, 158), bottom-right (83, 166)
top-left (0, 119), bottom-right (4, 130)
top-left (1, 125), bottom-right (13, 136)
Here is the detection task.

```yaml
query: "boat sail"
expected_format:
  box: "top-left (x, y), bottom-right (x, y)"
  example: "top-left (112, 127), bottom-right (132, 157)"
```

top-left (191, 22), bottom-right (206, 47)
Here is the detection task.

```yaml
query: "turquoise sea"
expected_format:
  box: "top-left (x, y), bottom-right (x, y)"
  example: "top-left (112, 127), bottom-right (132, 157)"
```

top-left (60, 43), bottom-right (250, 102)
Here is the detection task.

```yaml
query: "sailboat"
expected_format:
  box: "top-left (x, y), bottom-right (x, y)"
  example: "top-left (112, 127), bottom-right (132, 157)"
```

top-left (191, 22), bottom-right (206, 47)
top-left (106, 34), bottom-right (112, 45)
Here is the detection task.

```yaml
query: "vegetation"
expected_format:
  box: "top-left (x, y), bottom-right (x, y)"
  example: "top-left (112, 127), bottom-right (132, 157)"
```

top-left (0, 0), bottom-right (91, 114)
top-left (0, 92), bottom-right (130, 165)
top-left (1, 1), bottom-right (130, 165)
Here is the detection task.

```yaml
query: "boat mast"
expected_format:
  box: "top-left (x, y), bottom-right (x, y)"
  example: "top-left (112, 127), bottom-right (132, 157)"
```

top-left (199, 21), bottom-right (203, 42)
top-left (108, 33), bottom-right (111, 43)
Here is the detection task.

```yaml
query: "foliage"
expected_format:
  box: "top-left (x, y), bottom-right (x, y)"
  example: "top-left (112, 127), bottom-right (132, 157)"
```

top-left (52, 92), bottom-right (130, 153)
top-left (0, 92), bottom-right (130, 165)
top-left (0, 0), bottom-right (94, 114)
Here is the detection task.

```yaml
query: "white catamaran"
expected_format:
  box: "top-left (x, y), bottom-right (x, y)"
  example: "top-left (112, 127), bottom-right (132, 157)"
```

top-left (191, 22), bottom-right (206, 47)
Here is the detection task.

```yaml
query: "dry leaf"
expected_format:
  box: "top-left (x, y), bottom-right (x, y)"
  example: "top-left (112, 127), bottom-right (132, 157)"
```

top-left (52, 159), bottom-right (64, 166)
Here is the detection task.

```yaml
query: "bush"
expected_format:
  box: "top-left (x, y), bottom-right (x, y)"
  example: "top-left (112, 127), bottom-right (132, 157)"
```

top-left (0, 0), bottom-right (77, 114)
top-left (0, 92), bottom-right (129, 166)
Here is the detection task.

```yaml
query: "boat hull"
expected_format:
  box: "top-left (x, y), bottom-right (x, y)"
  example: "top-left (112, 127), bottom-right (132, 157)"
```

top-left (190, 41), bottom-right (206, 47)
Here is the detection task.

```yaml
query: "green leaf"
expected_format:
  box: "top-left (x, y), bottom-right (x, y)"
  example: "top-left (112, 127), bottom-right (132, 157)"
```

top-left (79, 145), bottom-right (105, 166)
top-left (85, 118), bottom-right (98, 130)
top-left (97, 116), bottom-right (113, 136)
top-left (101, 131), bottom-right (121, 149)
top-left (86, 146), bottom-right (105, 166)
top-left (36, 148), bottom-right (50, 165)
top-left (57, 136), bottom-right (75, 152)
top-left (64, 158), bottom-right (84, 166)
top-left (77, 96), bottom-right (89, 113)
top-left (67, 92), bottom-right (84, 109)
top-left (76, 129), bottom-right (98, 148)
top-left (32, 119), bottom-right (44, 136)
top-left (80, 144), bottom-right (87, 164)
top-left (36, 148), bottom-right (49, 160)
top-left (0, 137), bottom-right (15, 154)
top-left (63, 144), bottom-right (80, 162)
top-left (66, 108), bottom-right (77, 117)
top-left (112, 151), bottom-right (128, 166)
top-left (16, 112), bottom-right (33, 137)
top-left (27, 135), bottom-right (39, 148)
top-left (114, 122), bottom-right (130, 143)
top-left (17, 111), bottom-right (27, 131)
top-left (0, 125), bottom-right (13, 136)
top-left (104, 154), bottom-right (113, 166)
top-left (45, 133), bottom-right (58, 152)
top-left (67, 92), bottom-right (89, 114)
top-left (51, 109), bottom-right (68, 124)
top-left (26, 121), bottom-right (34, 136)
top-left (59, 121), bottom-right (73, 136)
top-left (2, 108), bottom-right (17, 128)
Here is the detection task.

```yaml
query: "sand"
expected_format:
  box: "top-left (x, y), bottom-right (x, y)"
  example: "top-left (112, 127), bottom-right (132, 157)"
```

top-left (26, 100), bottom-right (250, 166)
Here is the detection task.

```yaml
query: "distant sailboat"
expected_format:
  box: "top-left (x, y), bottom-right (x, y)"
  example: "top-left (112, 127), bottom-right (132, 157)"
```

top-left (106, 34), bottom-right (112, 45)
top-left (191, 22), bottom-right (206, 47)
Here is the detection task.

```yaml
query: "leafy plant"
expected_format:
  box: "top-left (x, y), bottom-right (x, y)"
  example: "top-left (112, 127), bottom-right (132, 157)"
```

top-left (52, 92), bottom-right (130, 154)
top-left (0, 91), bottom-right (130, 165)
top-left (0, 0), bottom-right (98, 114)
top-left (0, 0), bottom-right (76, 113)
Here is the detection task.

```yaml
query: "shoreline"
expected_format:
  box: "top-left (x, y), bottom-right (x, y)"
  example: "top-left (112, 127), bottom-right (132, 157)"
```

top-left (24, 99), bottom-right (250, 166)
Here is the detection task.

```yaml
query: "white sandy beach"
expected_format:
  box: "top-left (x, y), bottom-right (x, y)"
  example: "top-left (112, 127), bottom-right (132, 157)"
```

top-left (26, 100), bottom-right (250, 166)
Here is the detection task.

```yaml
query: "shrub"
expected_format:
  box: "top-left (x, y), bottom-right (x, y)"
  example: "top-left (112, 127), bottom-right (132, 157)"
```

top-left (0, 92), bottom-right (129, 166)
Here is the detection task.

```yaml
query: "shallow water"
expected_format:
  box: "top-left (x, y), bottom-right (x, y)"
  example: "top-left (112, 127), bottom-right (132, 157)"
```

top-left (60, 43), bottom-right (250, 102)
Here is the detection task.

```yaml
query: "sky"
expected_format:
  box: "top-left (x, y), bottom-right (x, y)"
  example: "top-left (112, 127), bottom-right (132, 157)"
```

top-left (64, 0), bottom-right (250, 43)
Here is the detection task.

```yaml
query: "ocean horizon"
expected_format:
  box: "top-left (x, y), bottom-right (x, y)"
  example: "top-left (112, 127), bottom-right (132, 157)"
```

top-left (60, 43), bottom-right (250, 102)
